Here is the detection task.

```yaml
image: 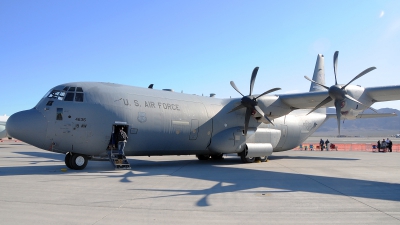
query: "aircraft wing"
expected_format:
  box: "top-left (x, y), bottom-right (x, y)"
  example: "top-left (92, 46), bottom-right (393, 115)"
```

top-left (364, 85), bottom-right (400, 102)
top-left (325, 112), bottom-right (397, 120)
top-left (279, 85), bottom-right (400, 110)
top-left (278, 91), bottom-right (334, 109)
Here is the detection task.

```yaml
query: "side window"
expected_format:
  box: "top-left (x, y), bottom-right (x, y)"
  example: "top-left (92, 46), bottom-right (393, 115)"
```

top-left (56, 108), bottom-right (63, 120)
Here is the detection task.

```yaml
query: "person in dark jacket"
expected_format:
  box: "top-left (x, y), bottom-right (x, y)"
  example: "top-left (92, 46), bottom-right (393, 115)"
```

top-left (388, 139), bottom-right (393, 152)
top-left (320, 139), bottom-right (324, 151)
top-left (377, 140), bottom-right (381, 152)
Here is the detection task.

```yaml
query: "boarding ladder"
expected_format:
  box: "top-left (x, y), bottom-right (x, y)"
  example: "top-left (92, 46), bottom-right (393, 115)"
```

top-left (108, 149), bottom-right (131, 170)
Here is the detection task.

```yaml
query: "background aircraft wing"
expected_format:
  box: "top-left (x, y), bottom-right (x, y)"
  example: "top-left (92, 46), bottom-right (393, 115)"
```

top-left (364, 85), bottom-right (400, 102)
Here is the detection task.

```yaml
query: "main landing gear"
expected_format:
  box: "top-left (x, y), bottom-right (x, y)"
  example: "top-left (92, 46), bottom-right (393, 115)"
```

top-left (196, 153), bottom-right (224, 160)
top-left (239, 150), bottom-right (268, 163)
top-left (196, 152), bottom-right (267, 163)
top-left (65, 152), bottom-right (88, 170)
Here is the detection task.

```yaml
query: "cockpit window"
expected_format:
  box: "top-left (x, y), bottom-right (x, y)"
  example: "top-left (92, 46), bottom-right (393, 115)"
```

top-left (64, 92), bottom-right (75, 101)
top-left (47, 90), bottom-right (65, 100)
top-left (46, 86), bottom-right (84, 102)
top-left (75, 93), bottom-right (84, 102)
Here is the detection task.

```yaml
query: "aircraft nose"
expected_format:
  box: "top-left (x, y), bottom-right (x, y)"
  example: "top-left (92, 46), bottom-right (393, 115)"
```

top-left (6, 109), bottom-right (47, 148)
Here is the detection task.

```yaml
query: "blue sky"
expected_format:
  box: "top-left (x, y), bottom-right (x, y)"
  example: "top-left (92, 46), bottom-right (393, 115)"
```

top-left (1, 0), bottom-right (400, 116)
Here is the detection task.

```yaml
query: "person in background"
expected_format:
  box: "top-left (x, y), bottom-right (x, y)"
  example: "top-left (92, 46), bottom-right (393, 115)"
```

top-left (381, 138), bottom-right (387, 152)
top-left (320, 139), bottom-right (324, 151)
top-left (325, 139), bottom-right (330, 151)
top-left (377, 140), bottom-right (381, 152)
top-left (387, 138), bottom-right (393, 152)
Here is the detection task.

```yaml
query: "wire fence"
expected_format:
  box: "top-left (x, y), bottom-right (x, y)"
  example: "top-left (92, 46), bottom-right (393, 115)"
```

top-left (296, 143), bottom-right (400, 152)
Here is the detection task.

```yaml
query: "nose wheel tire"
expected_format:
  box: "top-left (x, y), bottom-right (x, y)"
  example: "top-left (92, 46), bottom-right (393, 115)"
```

top-left (69, 154), bottom-right (88, 170)
top-left (65, 153), bottom-right (73, 169)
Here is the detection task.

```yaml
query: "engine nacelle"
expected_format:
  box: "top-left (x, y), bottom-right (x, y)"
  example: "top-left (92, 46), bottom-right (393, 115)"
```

top-left (244, 143), bottom-right (273, 158)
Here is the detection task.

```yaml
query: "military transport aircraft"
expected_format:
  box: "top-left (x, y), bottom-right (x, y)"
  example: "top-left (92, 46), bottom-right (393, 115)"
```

top-left (6, 51), bottom-right (400, 170)
top-left (0, 114), bottom-right (10, 139)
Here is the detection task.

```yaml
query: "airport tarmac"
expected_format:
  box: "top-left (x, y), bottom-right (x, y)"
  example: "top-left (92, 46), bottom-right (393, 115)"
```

top-left (1, 141), bottom-right (400, 224)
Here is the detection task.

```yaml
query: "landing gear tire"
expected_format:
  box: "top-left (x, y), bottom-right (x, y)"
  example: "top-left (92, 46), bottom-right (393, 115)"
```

top-left (240, 148), bottom-right (255, 163)
top-left (256, 156), bottom-right (268, 162)
top-left (240, 152), bottom-right (255, 163)
top-left (211, 154), bottom-right (224, 160)
top-left (196, 154), bottom-right (210, 160)
top-left (69, 154), bottom-right (88, 170)
top-left (65, 153), bottom-right (72, 169)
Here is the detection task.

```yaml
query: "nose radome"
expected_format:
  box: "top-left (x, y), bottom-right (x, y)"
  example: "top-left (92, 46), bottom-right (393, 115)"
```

top-left (6, 109), bottom-right (48, 149)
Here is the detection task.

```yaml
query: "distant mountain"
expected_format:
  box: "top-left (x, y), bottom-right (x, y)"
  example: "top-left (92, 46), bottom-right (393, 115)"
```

top-left (313, 108), bottom-right (400, 136)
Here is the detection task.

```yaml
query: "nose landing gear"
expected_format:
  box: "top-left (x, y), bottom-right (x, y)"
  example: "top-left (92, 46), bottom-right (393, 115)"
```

top-left (65, 153), bottom-right (88, 170)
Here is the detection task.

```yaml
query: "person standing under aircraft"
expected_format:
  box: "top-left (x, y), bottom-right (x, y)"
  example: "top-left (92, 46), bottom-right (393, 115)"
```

top-left (325, 139), bottom-right (330, 151)
top-left (320, 139), bottom-right (324, 151)
top-left (377, 140), bottom-right (381, 152)
top-left (118, 127), bottom-right (128, 158)
top-left (387, 138), bottom-right (393, 152)
top-left (381, 139), bottom-right (387, 152)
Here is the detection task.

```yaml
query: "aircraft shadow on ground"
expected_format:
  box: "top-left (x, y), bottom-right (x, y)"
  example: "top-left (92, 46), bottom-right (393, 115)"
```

top-left (122, 158), bottom-right (400, 206)
top-left (1, 153), bottom-right (398, 206)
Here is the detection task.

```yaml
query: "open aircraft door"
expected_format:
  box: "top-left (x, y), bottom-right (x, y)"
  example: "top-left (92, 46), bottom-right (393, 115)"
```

top-left (107, 122), bottom-right (129, 151)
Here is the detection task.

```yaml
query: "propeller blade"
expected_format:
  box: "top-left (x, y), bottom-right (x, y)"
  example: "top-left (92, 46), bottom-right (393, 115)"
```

top-left (227, 104), bottom-right (246, 114)
top-left (249, 67), bottom-right (259, 96)
top-left (306, 96), bottom-right (333, 115)
top-left (244, 108), bottom-right (252, 135)
top-left (344, 94), bottom-right (378, 113)
top-left (255, 87), bottom-right (281, 100)
top-left (334, 100), bottom-right (342, 135)
top-left (230, 81), bottom-right (245, 97)
top-left (304, 76), bottom-right (329, 90)
top-left (341, 67), bottom-right (376, 90)
top-left (254, 105), bottom-right (274, 125)
top-left (333, 51), bottom-right (339, 85)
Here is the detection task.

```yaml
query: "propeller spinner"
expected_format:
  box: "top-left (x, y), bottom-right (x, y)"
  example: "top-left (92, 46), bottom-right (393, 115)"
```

top-left (228, 67), bottom-right (281, 135)
top-left (304, 51), bottom-right (377, 135)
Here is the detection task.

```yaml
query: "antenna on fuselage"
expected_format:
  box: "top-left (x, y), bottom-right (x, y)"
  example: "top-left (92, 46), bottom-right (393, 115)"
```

top-left (148, 84), bottom-right (154, 89)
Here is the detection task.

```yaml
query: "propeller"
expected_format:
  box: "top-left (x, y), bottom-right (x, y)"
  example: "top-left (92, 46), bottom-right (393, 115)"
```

top-left (304, 51), bottom-right (377, 135)
top-left (228, 67), bottom-right (281, 135)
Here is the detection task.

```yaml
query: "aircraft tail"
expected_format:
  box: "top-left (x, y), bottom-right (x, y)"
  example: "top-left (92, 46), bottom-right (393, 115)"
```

top-left (309, 54), bottom-right (326, 114)
top-left (309, 54), bottom-right (325, 92)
